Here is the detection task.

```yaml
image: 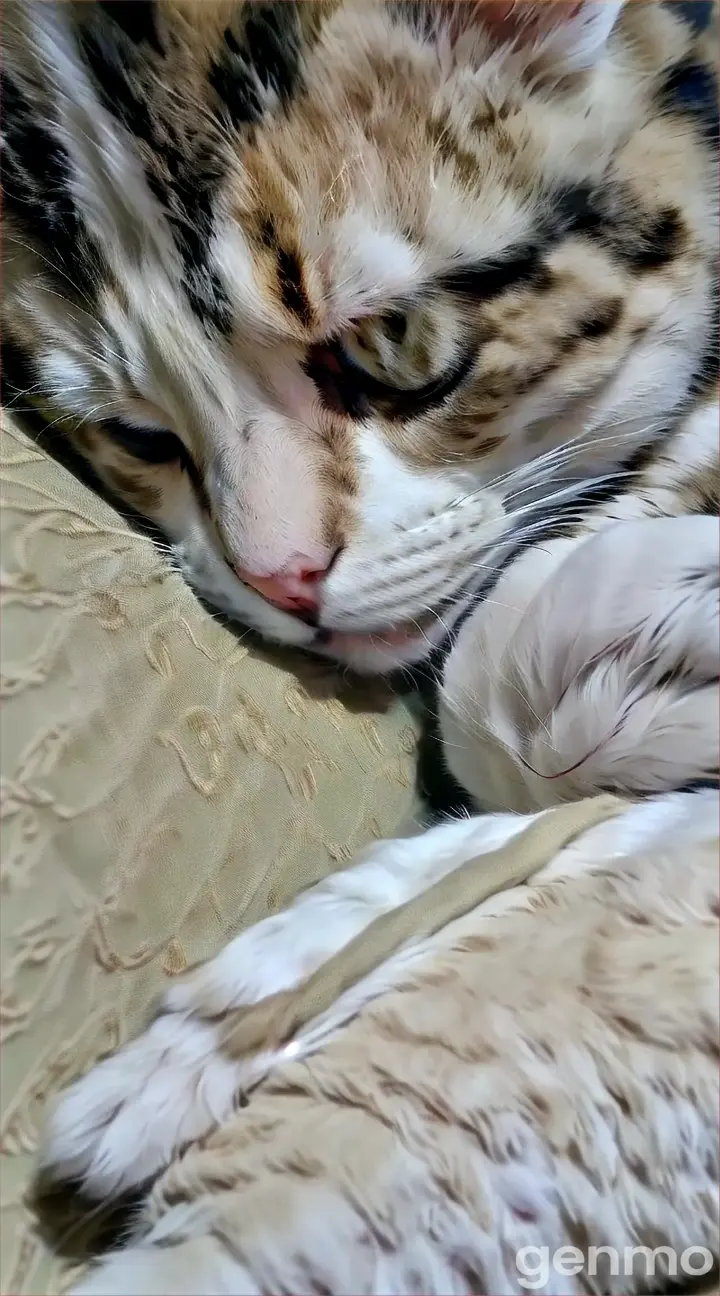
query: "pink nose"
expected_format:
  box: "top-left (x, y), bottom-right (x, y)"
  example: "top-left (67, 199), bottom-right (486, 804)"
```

top-left (235, 554), bottom-right (327, 614)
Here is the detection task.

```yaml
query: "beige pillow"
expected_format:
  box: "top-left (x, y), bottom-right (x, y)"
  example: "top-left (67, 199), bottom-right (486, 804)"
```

top-left (0, 417), bottom-right (419, 1295)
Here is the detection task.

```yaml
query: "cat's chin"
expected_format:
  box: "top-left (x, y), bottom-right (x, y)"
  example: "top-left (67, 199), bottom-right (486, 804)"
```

top-left (313, 618), bottom-right (450, 675)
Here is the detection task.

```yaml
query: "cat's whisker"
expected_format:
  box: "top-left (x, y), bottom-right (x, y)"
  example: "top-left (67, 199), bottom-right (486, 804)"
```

top-left (26, 282), bottom-right (129, 367)
top-left (451, 428), bottom-right (650, 514)
top-left (464, 419), bottom-right (659, 503)
top-left (6, 236), bottom-right (99, 314)
top-left (7, 382), bottom-right (105, 408)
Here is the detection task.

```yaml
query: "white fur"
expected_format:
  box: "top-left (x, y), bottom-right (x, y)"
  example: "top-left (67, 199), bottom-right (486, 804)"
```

top-left (539, 0), bottom-right (625, 72)
top-left (40, 811), bottom-right (524, 1197)
top-left (330, 219), bottom-right (423, 323)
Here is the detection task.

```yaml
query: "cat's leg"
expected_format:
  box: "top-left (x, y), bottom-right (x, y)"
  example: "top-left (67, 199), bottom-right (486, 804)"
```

top-left (441, 513), bottom-right (719, 812)
top-left (39, 808), bottom-right (537, 1199)
top-left (60, 788), bottom-right (718, 1296)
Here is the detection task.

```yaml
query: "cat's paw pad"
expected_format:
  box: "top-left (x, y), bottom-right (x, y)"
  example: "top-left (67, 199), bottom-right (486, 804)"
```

top-left (39, 1013), bottom-right (242, 1199)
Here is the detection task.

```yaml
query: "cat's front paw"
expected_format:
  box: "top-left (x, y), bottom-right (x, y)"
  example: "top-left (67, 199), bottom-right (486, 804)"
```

top-left (38, 888), bottom-right (349, 1199)
top-left (39, 1011), bottom-right (244, 1199)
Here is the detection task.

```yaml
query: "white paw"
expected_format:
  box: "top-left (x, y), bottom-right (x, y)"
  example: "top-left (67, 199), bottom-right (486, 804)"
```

top-left (39, 885), bottom-right (360, 1198)
top-left (39, 1011), bottom-right (244, 1199)
top-left (38, 881), bottom-right (348, 1199)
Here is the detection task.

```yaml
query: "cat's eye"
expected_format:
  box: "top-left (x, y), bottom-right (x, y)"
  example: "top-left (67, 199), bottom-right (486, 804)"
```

top-left (304, 310), bottom-right (416, 417)
top-left (106, 420), bottom-right (190, 466)
top-left (304, 337), bottom-right (475, 422)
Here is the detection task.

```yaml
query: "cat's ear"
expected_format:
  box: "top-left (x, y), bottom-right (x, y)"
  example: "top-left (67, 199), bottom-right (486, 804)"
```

top-left (446, 0), bottom-right (624, 72)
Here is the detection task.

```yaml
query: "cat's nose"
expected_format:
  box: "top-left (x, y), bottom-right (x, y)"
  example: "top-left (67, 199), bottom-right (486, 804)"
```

top-left (235, 554), bottom-right (329, 614)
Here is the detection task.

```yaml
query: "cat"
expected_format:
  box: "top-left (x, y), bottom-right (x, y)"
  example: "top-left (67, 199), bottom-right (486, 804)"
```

top-left (4, 0), bottom-right (718, 1290)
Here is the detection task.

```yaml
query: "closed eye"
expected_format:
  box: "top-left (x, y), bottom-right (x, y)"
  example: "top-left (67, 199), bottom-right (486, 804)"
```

top-left (304, 338), bottom-right (475, 422)
top-left (104, 419), bottom-right (190, 466)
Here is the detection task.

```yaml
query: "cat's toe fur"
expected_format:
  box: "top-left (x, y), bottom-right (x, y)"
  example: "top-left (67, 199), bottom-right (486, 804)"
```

top-left (39, 1013), bottom-right (243, 1199)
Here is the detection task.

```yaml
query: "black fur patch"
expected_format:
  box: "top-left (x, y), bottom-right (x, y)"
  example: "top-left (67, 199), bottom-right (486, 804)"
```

top-left (436, 179), bottom-right (687, 322)
top-left (511, 435), bottom-right (676, 547)
top-left (103, 419), bottom-right (189, 466)
top-left (555, 183), bottom-right (605, 238)
top-left (154, 151), bottom-right (234, 335)
top-left (1, 335), bottom-right (39, 410)
top-left (676, 776), bottom-right (720, 792)
top-left (660, 54), bottom-right (719, 144)
top-left (403, 671), bottom-right (478, 819)
top-left (277, 247), bottom-right (313, 326)
top-left (673, 1), bottom-right (714, 35)
top-left (438, 245), bottom-right (545, 301)
top-left (77, 18), bottom-right (156, 144)
top-left (417, 702), bottom-right (478, 819)
top-left (663, 0), bottom-right (716, 137)
top-left (209, 50), bottom-right (263, 125)
top-left (97, 1), bottom-right (163, 54)
top-left (556, 183), bottom-right (687, 272)
top-left (209, 3), bottom-right (303, 126)
top-left (577, 299), bottom-right (624, 339)
top-left (182, 271), bottom-right (233, 337)
top-left (2, 73), bottom-right (104, 303)
top-left (617, 206), bottom-right (686, 271)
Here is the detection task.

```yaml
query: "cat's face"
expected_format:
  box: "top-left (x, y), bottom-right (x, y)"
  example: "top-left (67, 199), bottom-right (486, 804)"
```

top-left (4, 1), bottom-right (716, 671)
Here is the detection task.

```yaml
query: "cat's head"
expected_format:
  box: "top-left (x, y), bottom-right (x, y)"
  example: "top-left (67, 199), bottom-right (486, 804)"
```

top-left (4, 0), bottom-right (716, 671)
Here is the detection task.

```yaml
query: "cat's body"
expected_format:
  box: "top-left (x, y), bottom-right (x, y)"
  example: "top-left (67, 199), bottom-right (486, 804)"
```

top-left (4, 1), bottom-right (719, 1291)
